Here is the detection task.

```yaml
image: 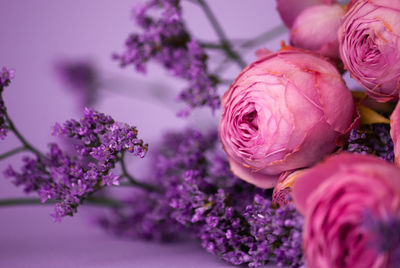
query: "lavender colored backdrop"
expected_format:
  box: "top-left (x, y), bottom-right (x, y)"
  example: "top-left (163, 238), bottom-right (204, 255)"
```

top-left (0, 1), bottom-right (285, 267)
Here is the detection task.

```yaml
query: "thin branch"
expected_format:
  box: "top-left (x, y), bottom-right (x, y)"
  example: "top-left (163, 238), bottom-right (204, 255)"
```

top-left (0, 146), bottom-right (27, 161)
top-left (239, 24), bottom-right (287, 49)
top-left (199, 42), bottom-right (224, 49)
top-left (84, 196), bottom-right (124, 208)
top-left (0, 196), bottom-right (123, 208)
top-left (4, 112), bottom-right (45, 160)
top-left (119, 152), bottom-right (160, 192)
top-left (196, 0), bottom-right (246, 69)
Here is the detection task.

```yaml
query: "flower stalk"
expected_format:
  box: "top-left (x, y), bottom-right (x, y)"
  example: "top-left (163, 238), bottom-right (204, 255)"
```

top-left (0, 196), bottom-right (123, 208)
top-left (195, 0), bottom-right (246, 68)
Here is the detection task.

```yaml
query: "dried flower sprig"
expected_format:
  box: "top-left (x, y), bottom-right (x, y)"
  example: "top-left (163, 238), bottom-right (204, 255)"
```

top-left (2, 102), bottom-right (156, 221)
top-left (0, 67), bottom-right (15, 140)
top-left (345, 124), bottom-right (394, 162)
top-left (98, 128), bottom-right (304, 267)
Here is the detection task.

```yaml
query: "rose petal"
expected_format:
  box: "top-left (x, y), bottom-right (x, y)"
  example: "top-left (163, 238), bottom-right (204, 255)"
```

top-left (255, 48), bottom-right (272, 59)
top-left (276, 0), bottom-right (336, 28)
top-left (390, 101), bottom-right (400, 166)
top-left (290, 4), bottom-right (344, 59)
top-left (292, 153), bottom-right (400, 215)
top-left (228, 157), bottom-right (278, 188)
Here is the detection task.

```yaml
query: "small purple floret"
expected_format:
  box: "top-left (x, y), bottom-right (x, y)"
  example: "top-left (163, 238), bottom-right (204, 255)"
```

top-left (114, 0), bottom-right (219, 114)
top-left (98, 128), bottom-right (304, 267)
top-left (0, 66), bottom-right (15, 87)
top-left (345, 124), bottom-right (394, 162)
top-left (4, 108), bottom-right (148, 221)
top-left (0, 66), bottom-right (15, 139)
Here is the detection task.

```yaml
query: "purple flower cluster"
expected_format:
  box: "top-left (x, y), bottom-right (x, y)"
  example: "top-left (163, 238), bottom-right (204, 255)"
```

top-left (98, 191), bottom-right (180, 241)
top-left (114, 0), bottom-right (219, 114)
top-left (363, 211), bottom-right (400, 267)
top-left (345, 124), bottom-right (394, 162)
top-left (4, 108), bottom-right (148, 221)
top-left (0, 66), bottom-right (15, 87)
top-left (196, 190), bottom-right (304, 267)
top-left (55, 60), bottom-right (98, 108)
top-left (99, 128), bottom-right (304, 267)
top-left (53, 108), bottom-right (148, 162)
top-left (0, 67), bottom-right (15, 139)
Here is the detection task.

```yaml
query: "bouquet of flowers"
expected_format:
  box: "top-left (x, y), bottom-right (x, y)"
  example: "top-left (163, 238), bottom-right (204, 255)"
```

top-left (2, 0), bottom-right (400, 267)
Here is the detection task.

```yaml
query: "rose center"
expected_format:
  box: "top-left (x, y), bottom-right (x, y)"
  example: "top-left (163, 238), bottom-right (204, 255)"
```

top-left (360, 34), bottom-right (381, 64)
top-left (242, 110), bottom-right (259, 131)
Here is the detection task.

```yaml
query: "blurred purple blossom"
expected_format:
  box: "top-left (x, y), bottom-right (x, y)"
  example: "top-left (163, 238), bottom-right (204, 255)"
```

top-left (345, 124), bottom-right (394, 162)
top-left (363, 211), bottom-right (400, 267)
top-left (99, 128), bottom-right (304, 267)
top-left (4, 108), bottom-right (148, 221)
top-left (114, 0), bottom-right (219, 114)
top-left (55, 60), bottom-right (98, 108)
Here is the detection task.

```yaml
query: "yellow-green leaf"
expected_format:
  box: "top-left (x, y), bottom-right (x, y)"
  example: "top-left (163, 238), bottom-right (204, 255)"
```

top-left (356, 102), bottom-right (390, 125)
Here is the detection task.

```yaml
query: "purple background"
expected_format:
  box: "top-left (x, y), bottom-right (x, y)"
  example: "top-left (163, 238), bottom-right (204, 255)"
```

top-left (0, 1), bottom-right (285, 267)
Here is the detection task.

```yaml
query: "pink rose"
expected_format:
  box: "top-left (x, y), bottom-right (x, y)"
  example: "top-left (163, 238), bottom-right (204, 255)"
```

top-left (276, 0), bottom-right (337, 28)
top-left (219, 49), bottom-right (358, 188)
top-left (290, 4), bottom-right (345, 59)
top-left (293, 153), bottom-right (400, 268)
top-left (391, 102), bottom-right (400, 165)
top-left (338, 0), bottom-right (400, 101)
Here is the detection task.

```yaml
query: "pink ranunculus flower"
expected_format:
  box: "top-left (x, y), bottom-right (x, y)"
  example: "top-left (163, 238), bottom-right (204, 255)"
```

top-left (276, 0), bottom-right (337, 28)
top-left (338, 0), bottom-right (400, 102)
top-left (391, 102), bottom-right (400, 165)
top-left (292, 153), bottom-right (400, 268)
top-left (219, 49), bottom-right (358, 188)
top-left (290, 4), bottom-right (345, 59)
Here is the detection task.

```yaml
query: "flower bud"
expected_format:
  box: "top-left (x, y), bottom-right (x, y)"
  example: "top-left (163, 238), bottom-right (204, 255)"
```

top-left (290, 4), bottom-right (344, 59)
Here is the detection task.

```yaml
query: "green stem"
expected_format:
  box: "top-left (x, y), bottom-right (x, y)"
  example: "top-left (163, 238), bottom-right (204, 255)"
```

top-left (0, 196), bottom-right (123, 208)
top-left (239, 24), bottom-right (287, 49)
top-left (4, 112), bottom-right (45, 160)
top-left (196, 0), bottom-right (246, 69)
top-left (119, 152), bottom-right (160, 192)
top-left (199, 42), bottom-right (224, 49)
top-left (0, 146), bottom-right (27, 160)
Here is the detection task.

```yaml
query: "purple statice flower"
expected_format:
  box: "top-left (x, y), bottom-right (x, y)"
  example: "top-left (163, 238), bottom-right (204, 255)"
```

top-left (4, 108), bottom-right (148, 222)
top-left (4, 143), bottom-right (100, 221)
top-left (363, 211), bottom-right (400, 267)
top-left (53, 107), bottom-right (148, 162)
top-left (244, 196), bottom-right (304, 267)
top-left (98, 128), bottom-right (304, 267)
top-left (55, 60), bottom-right (98, 108)
top-left (345, 124), bottom-right (394, 162)
top-left (0, 67), bottom-right (15, 139)
top-left (198, 191), bottom-right (304, 267)
top-left (0, 66), bottom-right (15, 87)
top-left (157, 129), bottom-right (304, 267)
top-left (97, 191), bottom-right (181, 241)
top-left (114, 0), bottom-right (219, 114)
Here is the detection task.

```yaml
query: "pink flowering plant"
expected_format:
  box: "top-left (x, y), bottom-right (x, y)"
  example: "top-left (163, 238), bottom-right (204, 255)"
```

top-left (2, 0), bottom-right (400, 267)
